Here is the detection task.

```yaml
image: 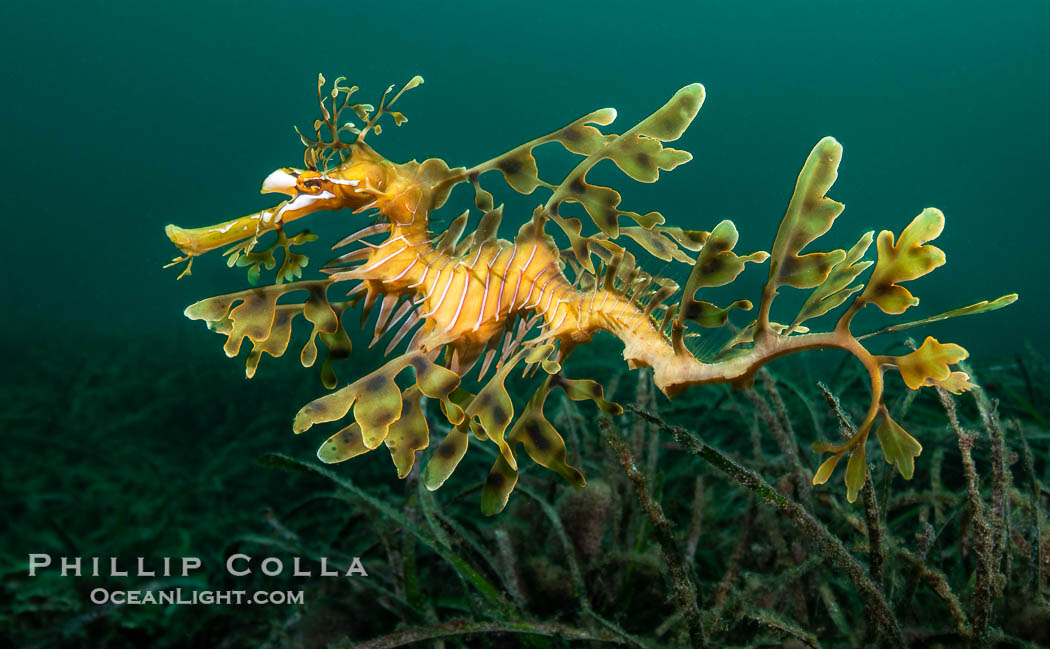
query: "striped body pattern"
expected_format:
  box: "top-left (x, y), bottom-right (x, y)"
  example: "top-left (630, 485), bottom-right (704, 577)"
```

top-left (166, 74), bottom-right (1014, 512)
top-left (334, 219), bottom-right (649, 366)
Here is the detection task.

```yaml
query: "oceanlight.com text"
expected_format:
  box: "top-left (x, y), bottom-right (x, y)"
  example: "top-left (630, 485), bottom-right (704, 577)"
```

top-left (89, 588), bottom-right (305, 606)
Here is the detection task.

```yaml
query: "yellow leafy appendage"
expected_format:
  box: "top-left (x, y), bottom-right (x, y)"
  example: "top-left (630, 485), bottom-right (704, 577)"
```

top-left (165, 74), bottom-right (1016, 512)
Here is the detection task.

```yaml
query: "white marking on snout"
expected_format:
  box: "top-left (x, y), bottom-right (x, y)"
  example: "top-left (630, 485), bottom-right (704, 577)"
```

top-left (261, 168), bottom-right (298, 195)
top-left (274, 191), bottom-right (336, 222)
top-left (323, 176), bottom-right (361, 187)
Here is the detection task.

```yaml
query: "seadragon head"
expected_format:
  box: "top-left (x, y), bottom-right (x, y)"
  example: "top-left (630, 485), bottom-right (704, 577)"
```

top-left (164, 75), bottom-right (445, 277)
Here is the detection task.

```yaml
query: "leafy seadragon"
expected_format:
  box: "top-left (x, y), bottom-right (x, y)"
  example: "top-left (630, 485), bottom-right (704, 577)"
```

top-left (165, 74), bottom-right (1016, 513)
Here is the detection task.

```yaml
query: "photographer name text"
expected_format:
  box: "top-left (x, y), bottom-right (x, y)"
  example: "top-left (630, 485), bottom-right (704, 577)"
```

top-left (27, 554), bottom-right (368, 578)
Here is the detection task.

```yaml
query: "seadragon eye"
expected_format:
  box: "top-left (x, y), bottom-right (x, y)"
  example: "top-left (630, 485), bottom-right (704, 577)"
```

top-left (298, 176), bottom-right (323, 193)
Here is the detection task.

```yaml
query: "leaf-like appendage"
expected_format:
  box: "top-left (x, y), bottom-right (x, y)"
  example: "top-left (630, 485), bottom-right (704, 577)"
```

top-left (465, 355), bottom-right (523, 470)
top-left (874, 415), bottom-right (922, 479)
top-left (355, 371), bottom-right (403, 449)
top-left (633, 83), bottom-right (707, 142)
top-left (525, 343), bottom-right (556, 365)
top-left (467, 367), bottom-right (624, 515)
top-left (624, 211), bottom-right (665, 230)
top-left (293, 381), bottom-right (358, 434)
top-left (274, 230), bottom-right (318, 284)
top-left (607, 137), bottom-right (692, 183)
top-left (352, 76), bottom-right (424, 144)
top-left (317, 324), bottom-right (352, 389)
top-left (766, 137), bottom-right (846, 293)
top-left (550, 375), bottom-right (622, 414)
top-left (317, 422), bottom-right (368, 464)
top-left (466, 108), bottom-right (616, 195)
top-left (481, 454), bottom-right (519, 516)
top-left (546, 85), bottom-right (705, 237)
top-left (294, 352), bottom-right (462, 449)
top-left (230, 241), bottom-right (276, 285)
top-left (683, 300), bottom-right (754, 328)
top-left (408, 354), bottom-right (463, 423)
top-left (460, 85), bottom-right (704, 274)
top-left (512, 381), bottom-right (585, 486)
top-left (620, 227), bottom-right (694, 264)
top-left (813, 452), bottom-right (843, 486)
top-left (512, 410), bottom-right (584, 487)
top-left (660, 226), bottom-right (709, 251)
top-left (221, 291), bottom-right (282, 358)
top-left (438, 387), bottom-right (475, 431)
top-left (858, 293), bottom-right (1017, 340)
top-left (384, 387), bottom-right (429, 478)
top-left (844, 440), bottom-right (867, 503)
top-left (692, 221), bottom-right (768, 287)
top-left (564, 179), bottom-right (622, 236)
top-left (246, 305), bottom-right (296, 379)
top-left (679, 220), bottom-right (767, 326)
top-left (550, 214), bottom-right (595, 272)
top-left (185, 280), bottom-right (352, 384)
top-left (926, 371), bottom-right (977, 394)
top-left (422, 426), bottom-right (470, 491)
top-left (892, 336), bottom-right (969, 390)
top-left (859, 208), bottom-right (946, 315)
top-left (792, 231), bottom-right (873, 328)
top-left (300, 283), bottom-right (339, 366)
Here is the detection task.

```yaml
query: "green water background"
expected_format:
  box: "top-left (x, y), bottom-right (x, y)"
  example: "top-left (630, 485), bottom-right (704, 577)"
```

top-left (2, 0), bottom-right (1046, 357)
top-left (1, 4), bottom-right (1047, 645)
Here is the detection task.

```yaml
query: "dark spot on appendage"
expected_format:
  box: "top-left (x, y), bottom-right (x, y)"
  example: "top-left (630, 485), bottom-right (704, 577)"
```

top-left (498, 158), bottom-right (522, 175)
top-left (683, 300), bottom-right (701, 320)
top-left (635, 151), bottom-right (651, 167)
top-left (409, 356), bottom-right (428, 372)
top-left (560, 126), bottom-right (580, 142)
top-left (569, 179), bottom-right (586, 195)
top-left (367, 408), bottom-right (397, 424)
top-left (701, 256), bottom-right (725, 275)
top-left (525, 420), bottom-right (550, 451)
top-left (655, 117), bottom-right (676, 136)
top-left (490, 405), bottom-right (509, 424)
top-left (468, 171), bottom-right (479, 183)
top-left (871, 282), bottom-right (894, 297)
top-left (437, 441), bottom-right (457, 458)
top-left (364, 374), bottom-right (388, 392)
top-left (486, 471), bottom-right (505, 488)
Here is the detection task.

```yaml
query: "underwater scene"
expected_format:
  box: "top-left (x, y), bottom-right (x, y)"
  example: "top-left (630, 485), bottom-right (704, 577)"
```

top-left (3, 1), bottom-right (1049, 647)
